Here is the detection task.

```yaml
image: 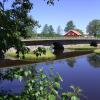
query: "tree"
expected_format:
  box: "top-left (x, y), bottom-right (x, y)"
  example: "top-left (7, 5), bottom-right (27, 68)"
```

top-left (41, 24), bottom-right (49, 36)
top-left (0, 0), bottom-right (59, 58)
top-left (0, 0), bottom-right (39, 58)
top-left (75, 29), bottom-right (84, 35)
top-left (41, 24), bottom-right (55, 37)
top-left (26, 25), bottom-right (38, 38)
top-left (48, 25), bottom-right (55, 36)
top-left (64, 20), bottom-right (75, 32)
top-left (56, 25), bottom-right (62, 35)
top-left (86, 19), bottom-right (100, 37)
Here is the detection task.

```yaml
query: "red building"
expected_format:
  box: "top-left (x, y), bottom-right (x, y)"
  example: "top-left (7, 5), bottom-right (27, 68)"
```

top-left (64, 30), bottom-right (82, 37)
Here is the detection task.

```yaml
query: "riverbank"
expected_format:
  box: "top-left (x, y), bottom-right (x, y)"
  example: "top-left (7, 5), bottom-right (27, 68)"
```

top-left (94, 49), bottom-right (100, 54)
top-left (1, 50), bottom-right (93, 68)
top-left (0, 44), bottom-right (100, 68)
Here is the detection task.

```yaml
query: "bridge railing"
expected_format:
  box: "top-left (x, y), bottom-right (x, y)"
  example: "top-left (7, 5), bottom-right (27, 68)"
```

top-left (22, 36), bottom-right (100, 41)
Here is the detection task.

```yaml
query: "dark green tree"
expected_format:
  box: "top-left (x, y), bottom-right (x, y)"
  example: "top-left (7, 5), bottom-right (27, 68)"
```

top-left (64, 20), bottom-right (75, 32)
top-left (26, 25), bottom-right (38, 38)
top-left (48, 25), bottom-right (55, 36)
top-left (41, 24), bottom-right (49, 36)
top-left (75, 29), bottom-right (84, 35)
top-left (41, 24), bottom-right (55, 37)
top-left (0, 0), bottom-right (38, 58)
top-left (86, 19), bottom-right (100, 37)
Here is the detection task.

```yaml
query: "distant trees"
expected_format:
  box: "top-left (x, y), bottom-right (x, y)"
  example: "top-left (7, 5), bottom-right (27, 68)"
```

top-left (64, 20), bottom-right (75, 32)
top-left (41, 24), bottom-right (60, 37)
top-left (41, 24), bottom-right (63, 37)
top-left (56, 25), bottom-right (62, 35)
top-left (48, 25), bottom-right (55, 36)
top-left (41, 24), bottom-right (49, 35)
top-left (86, 19), bottom-right (100, 37)
top-left (75, 29), bottom-right (83, 35)
top-left (64, 20), bottom-right (84, 35)
top-left (26, 25), bottom-right (38, 37)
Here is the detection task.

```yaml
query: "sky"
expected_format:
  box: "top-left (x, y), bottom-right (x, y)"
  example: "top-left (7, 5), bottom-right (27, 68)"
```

top-left (4, 0), bottom-right (100, 34)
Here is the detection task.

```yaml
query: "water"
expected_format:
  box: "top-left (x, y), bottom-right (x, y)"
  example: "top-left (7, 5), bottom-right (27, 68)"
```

top-left (0, 54), bottom-right (100, 100)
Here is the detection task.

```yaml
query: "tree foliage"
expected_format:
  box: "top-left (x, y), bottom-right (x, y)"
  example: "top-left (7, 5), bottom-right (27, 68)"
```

top-left (0, 0), bottom-right (39, 58)
top-left (44, 0), bottom-right (59, 5)
top-left (0, 65), bottom-right (82, 100)
top-left (86, 19), bottom-right (100, 37)
top-left (0, 0), bottom-right (61, 59)
top-left (75, 29), bottom-right (84, 35)
top-left (41, 24), bottom-right (55, 37)
top-left (41, 24), bottom-right (49, 35)
top-left (48, 25), bottom-right (55, 35)
top-left (56, 25), bottom-right (62, 35)
top-left (64, 20), bottom-right (75, 32)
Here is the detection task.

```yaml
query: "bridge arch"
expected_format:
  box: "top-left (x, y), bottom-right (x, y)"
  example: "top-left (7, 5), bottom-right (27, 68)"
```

top-left (52, 42), bottom-right (64, 56)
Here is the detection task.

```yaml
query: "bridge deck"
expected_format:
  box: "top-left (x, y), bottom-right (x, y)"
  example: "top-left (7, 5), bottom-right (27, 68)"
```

top-left (22, 38), bottom-right (100, 46)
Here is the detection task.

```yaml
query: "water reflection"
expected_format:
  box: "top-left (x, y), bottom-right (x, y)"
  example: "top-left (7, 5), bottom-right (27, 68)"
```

top-left (65, 57), bottom-right (76, 68)
top-left (87, 54), bottom-right (100, 68)
top-left (0, 65), bottom-right (37, 95)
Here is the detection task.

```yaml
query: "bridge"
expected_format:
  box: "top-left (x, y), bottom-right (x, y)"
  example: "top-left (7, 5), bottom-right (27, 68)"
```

top-left (22, 37), bottom-right (100, 46)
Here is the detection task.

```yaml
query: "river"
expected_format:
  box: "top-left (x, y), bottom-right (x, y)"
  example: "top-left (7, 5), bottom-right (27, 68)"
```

top-left (0, 54), bottom-right (100, 100)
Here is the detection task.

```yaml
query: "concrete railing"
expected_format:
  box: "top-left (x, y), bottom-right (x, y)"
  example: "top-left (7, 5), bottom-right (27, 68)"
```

top-left (22, 36), bottom-right (100, 41)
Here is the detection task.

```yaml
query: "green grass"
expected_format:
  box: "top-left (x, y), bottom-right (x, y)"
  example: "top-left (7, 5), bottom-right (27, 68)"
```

top-left (6, 50), bottom-right (55, 61)
top-left (67, 44), bottom-right (97, 51)
top-left (94, 49), bottom-right (100, 54)
top-left (6, 44), bottom-right (100, 62)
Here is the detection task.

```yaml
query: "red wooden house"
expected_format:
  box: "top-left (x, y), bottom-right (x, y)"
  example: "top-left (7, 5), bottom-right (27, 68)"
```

top-left (64, 30), bottom-right (82, 37)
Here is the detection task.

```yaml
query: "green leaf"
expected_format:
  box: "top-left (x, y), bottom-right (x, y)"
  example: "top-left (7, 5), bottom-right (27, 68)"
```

top-left (55, 82), bottom-right (60, 89)
top-left (71, 96), bottom-right (80, 100)
top-left (57, 73), bottom-right (63, 82)
top-left (48, 94), bottom-right (56, 100)
top-left (52, 88), bottom-right (58, 95)
top-left (37, 97), bottom-right (44, 100)
top-left (41, 74), bottom-right (46, 78)
top-left (24, 71), bottom-right (29, 77)
top-left (62, 92), bottom-right (75, 97)
top-left (40, 86), bottom-right (43, 91)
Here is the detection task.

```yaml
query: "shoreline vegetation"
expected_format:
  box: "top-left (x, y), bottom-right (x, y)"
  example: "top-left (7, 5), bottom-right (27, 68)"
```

top-left (0, 44), bottom-right (99, 68)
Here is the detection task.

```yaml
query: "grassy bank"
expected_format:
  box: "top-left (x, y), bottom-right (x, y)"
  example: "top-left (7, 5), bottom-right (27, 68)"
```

top-left (94, 49), bottom-right (100, 54)
top-left (67, 44), bottom-right (97, 51)
top-left (67, 44), bottom-right (100, 55)
top-left (6, 44), bottom-right (100, 62)
top-left (6, 50), bottom-right (55, 61)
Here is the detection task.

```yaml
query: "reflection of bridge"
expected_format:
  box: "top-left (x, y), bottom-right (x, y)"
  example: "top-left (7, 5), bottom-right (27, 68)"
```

top-left (22, 37), bottom-right (100, 46)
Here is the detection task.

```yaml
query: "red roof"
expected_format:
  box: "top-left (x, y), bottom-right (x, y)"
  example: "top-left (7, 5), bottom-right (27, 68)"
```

top-left (64, 30), bottom-right (82, 36)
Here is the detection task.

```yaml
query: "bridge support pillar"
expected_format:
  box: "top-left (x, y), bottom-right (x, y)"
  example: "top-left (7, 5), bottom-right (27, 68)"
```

top-left (90, 41), bottom-right (98, 47)
top-left (52, 42), bottom-right (64, 56)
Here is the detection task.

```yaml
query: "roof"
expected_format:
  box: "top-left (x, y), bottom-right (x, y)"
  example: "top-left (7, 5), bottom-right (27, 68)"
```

top-left (64, 30), bottom-right (82, 36)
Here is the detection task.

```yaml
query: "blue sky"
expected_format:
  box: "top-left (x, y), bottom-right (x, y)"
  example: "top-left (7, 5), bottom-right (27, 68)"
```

top-left (4, 0), bottom-right (100, 34)
top-left (30, 0), bottom-right (100, 34)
